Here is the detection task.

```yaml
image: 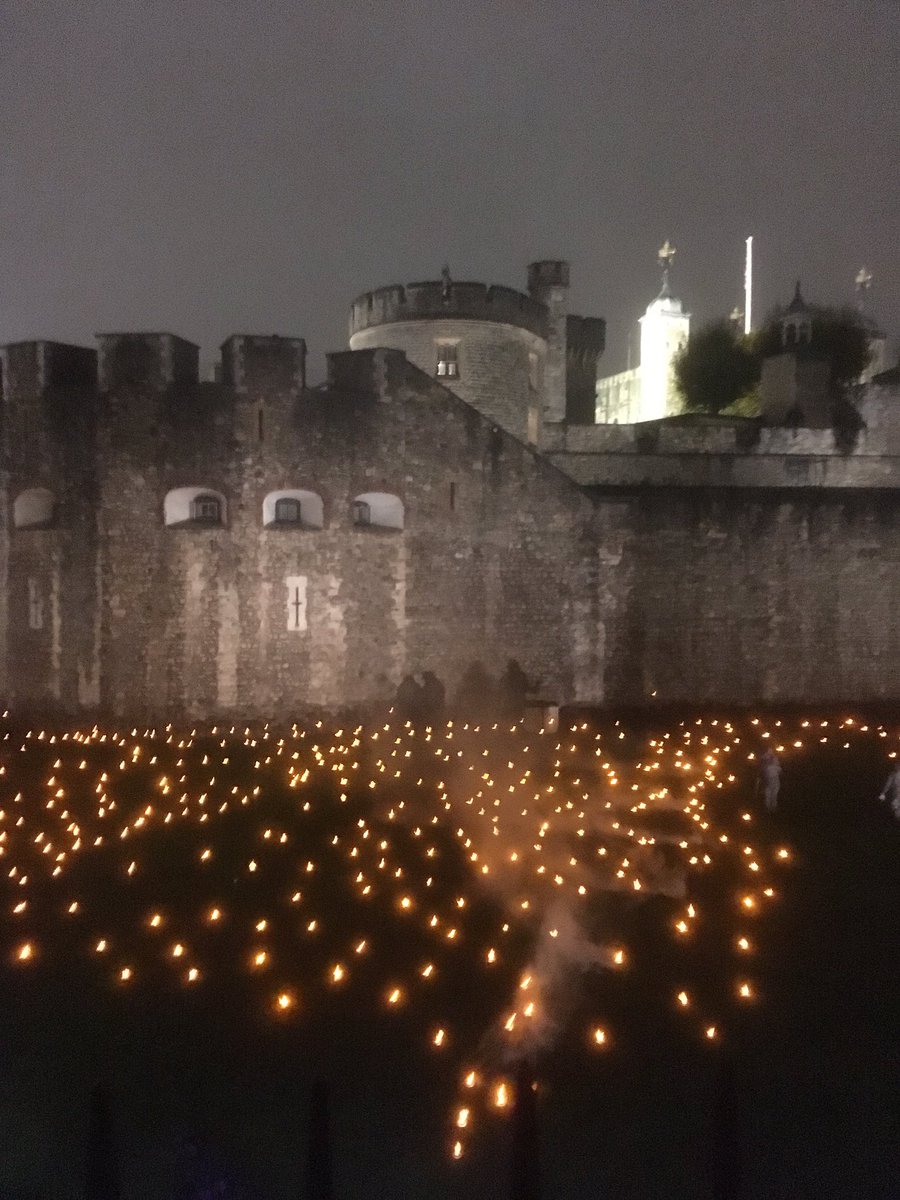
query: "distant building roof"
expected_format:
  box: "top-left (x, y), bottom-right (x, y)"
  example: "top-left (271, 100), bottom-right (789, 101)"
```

top-left (785, 280), bottom-right (809, 315)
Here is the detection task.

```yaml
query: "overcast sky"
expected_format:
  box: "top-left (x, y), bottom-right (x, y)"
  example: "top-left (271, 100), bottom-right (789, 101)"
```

top-left (2, 0), bottom-right (897, 378)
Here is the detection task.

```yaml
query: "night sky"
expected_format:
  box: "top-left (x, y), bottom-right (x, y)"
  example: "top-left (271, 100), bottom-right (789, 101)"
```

top-left (2, 0), bottom-right (898, 378)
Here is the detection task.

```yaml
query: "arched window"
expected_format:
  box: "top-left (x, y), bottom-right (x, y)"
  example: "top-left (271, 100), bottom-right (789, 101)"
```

top-left (13, 488), bottom-right (55, 530)
top-left (352, 492), bottom-right (404, 531)
top-left (164, 487), bottom-right (227, 528)
top-left (262, 490), bottom-right (324, 529)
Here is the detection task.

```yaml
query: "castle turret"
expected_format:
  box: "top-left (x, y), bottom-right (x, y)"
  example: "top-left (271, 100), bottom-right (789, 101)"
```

top-left (349, 274), bottom-right (548, 444)
top-left (527, 260), bottom-right (569, 426)
top-left (636, 242), bottom-right (690, 421)
top-left (565, 314), bottom-right (606, 424)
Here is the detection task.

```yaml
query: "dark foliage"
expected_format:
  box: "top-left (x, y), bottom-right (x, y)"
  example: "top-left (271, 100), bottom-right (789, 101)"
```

top-left (753, 306), bottom-right (872, 386)
top-left (678, 307), bottom-right (874, 415)
top-left (674, 322), bottom-right (759, 415)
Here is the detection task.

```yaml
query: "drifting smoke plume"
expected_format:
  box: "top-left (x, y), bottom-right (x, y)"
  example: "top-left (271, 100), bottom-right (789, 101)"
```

top-left (387, 721), bottom-right (698, 1064)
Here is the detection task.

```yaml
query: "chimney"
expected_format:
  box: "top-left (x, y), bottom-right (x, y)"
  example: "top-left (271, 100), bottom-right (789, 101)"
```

top-left (528, 261), bottom-right (570, 425)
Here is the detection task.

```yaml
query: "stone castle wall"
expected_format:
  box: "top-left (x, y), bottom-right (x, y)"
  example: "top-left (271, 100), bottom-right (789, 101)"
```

top-left (3, 343), bottom-right (602, 717)
top-left (349, 318), bottom-right (545, 445)
top-left (606, 489), bottom-right (900, 705)
top-left (4, 336), bottom-right (900, 717)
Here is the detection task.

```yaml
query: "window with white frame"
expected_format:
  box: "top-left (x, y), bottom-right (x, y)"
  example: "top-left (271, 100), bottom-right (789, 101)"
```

top-left (262, 490), bottom-right (324, 529)
top-left (352, 492), bottom-right (404, 530)
top-left (164, 487), bottom-right (227, 528)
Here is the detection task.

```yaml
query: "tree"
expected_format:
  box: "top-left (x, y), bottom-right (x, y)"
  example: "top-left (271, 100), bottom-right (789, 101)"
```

top-left (676, 306), bottom-right (874, 416)
top-left (753, 305), bottom-right (871, 386)
top-left (674, 321), bottom-right (760, 415)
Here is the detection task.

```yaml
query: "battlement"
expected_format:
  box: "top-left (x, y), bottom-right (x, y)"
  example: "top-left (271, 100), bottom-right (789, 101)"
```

top-left (566, 315), bottom-right (606, 359)
top-left (0, 340), bottom-right (97, 399)
top-left (220, 334), bottom-right (306, 393)
top-left (527, 260), bottom-right (570, 292)
top-left (349, 281), bottom-right (548, 340)
top-left (326, 347), bottom-right (408, 399)
top-left (96, 333), bottom-right (199, 391)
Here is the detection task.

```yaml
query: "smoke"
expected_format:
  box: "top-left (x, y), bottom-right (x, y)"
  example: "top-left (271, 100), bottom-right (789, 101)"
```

top-left (374, 719), bottom-right (698, 1064)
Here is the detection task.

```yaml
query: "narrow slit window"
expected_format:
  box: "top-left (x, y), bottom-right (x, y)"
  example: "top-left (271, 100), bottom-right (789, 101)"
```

top-left (27, 578), bottom-right (43, 630)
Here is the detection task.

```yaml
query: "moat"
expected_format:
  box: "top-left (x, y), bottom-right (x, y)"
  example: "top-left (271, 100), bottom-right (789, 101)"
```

top-left (0, 711), bottom-right (897, 1200)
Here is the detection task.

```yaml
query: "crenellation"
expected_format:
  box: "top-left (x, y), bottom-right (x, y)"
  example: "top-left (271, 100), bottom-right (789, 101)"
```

top-left (350, 281), bottom-right (548, 340)
top-left (2, 259), bottom-right (900, 718)
top-left (97, 333), bottom-right (199, 391)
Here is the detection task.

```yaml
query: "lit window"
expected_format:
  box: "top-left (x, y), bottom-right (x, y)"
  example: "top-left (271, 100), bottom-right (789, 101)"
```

top-left (436, 342), bottom-right (459, 379)
top-left (528, 351), bottom-right (540, 391)
top-left (189, 494), bottom-right (222, 524)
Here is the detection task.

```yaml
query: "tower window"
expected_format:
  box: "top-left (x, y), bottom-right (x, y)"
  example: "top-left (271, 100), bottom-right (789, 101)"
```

top-left (436, 342), bottom-right (459, 379)
top-left (27, 578), bottom-right (43, 630)
top-left (528, 351), bottom-right (540, 391)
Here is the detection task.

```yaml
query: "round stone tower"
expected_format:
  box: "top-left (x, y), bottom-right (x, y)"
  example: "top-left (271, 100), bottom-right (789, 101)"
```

top-left (348, 274), bottom-right (550, 444)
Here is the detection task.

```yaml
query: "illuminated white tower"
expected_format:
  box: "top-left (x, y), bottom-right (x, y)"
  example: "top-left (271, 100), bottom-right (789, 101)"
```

top-left (637, 241), bottom-right (691, 421)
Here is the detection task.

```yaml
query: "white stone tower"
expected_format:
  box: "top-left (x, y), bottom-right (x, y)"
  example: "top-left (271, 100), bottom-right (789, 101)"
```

top-left (636, 241), bottom-right (690, 421)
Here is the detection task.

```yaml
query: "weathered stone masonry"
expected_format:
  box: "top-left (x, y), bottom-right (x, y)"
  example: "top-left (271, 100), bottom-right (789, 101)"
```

top-left (3, 317), bottom-right (900, 718)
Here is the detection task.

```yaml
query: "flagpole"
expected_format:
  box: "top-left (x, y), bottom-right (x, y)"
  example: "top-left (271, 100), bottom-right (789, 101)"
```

top-left (744, 236), bottom-right (753, 336)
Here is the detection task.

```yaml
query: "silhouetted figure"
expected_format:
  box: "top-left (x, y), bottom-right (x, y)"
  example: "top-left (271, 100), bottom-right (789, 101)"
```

top-left (710, 1055), bottom-right (741, 1200)
top-left (509, 1064), bottom-right (540, 1200)
top-left (758, 749), bottom-right (781, 813)
top-left (419, 671), bottom-right (446, 724)
top-left (499, 659), bottom-right (531, 718)
top-left (84, 1085), bottom-right (119, 1200)
top-left (394, 674), bottom-right (423, 722)
top-left (878, 764), bottom-right (900, 820)
top-left (454, 662), bottom-right (497, 718)
top-left (304, 1079), bottom-right (334, 1200)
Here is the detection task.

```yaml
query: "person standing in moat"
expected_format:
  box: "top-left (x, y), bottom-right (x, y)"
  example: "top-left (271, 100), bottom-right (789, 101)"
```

top-left (877, 762), bottom-right (900, 820)
top-left (758, 748), bottom-right (782, 813)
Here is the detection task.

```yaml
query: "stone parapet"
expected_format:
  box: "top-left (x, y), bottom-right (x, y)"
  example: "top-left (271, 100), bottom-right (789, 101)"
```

top-left (349, 281), bottom-right (548, 340)
top-left (551, 448), bottom-right (900, 489)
